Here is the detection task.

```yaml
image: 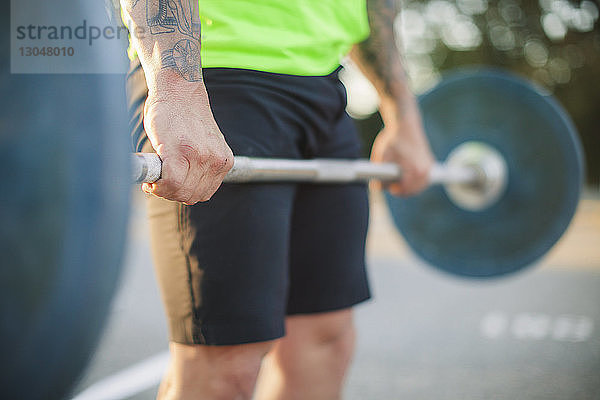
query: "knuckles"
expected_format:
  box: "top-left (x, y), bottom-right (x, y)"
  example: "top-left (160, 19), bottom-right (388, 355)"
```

top-left (209, 154), bottom-right (234, 175)
top-left (195, 145), bottom-right (234, 175)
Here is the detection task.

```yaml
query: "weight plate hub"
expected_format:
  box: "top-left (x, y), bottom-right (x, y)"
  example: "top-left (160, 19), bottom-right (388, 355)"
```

top-left (385, 69), bottom-right (584, 278)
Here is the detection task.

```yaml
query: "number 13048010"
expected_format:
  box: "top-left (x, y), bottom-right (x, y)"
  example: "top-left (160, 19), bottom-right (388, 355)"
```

top-left (19, 46), bottom-right (75, 57)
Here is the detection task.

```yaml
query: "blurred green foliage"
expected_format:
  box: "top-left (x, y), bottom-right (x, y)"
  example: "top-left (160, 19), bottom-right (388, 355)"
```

top-left (407, 0), bottom-right (599, 185)
top-left (356, 0), bottom-right (599, 185)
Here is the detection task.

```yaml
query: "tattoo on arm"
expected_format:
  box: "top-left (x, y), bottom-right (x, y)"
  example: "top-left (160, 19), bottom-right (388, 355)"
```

top-left (146, 0), bottom-right (202, 81)
top-left (147, 0), bottom-right (200, 36)
top-left (357, 0), bottom-right (407, 101)
top-left (161, 39), bottom-right (202, 81)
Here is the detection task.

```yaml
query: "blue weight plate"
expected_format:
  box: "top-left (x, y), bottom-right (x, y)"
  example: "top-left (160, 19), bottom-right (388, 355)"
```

top-left (0, 4), bottom-right (130, 398)
top-left (385, 69), bottom-right (584, 278)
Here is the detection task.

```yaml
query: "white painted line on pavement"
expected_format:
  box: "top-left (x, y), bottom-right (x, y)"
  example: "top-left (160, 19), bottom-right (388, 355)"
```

top-left (480, 312), bottom-right (595, 342)
top-left (71, 351), bottom-right (170, 400)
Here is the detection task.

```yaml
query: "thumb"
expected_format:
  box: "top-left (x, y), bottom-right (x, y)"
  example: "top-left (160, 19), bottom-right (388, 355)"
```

top-left (142, 182), bottom-right (153, 194)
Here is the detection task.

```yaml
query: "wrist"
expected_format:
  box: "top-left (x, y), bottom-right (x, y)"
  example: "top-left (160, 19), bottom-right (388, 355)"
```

top-left (144, 72), bottom-right (211, 113)
top-left (147, 68), bottom-right (207, 99)
top-left (378, 93), bottom-right (419, 130)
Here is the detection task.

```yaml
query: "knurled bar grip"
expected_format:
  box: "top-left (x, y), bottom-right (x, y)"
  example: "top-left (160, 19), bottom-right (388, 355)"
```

top-left (131, 153), bottom-right (477, 185)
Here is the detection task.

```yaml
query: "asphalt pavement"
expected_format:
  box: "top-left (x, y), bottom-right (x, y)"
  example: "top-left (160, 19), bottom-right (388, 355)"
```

top-left (71, 190), bottom-right (600, 400)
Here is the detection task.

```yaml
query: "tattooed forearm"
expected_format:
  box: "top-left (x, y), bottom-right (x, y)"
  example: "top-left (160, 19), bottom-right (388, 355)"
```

top-left (121, 0), bottom-right (202, 82)
top-left (147, 0), bottom-right (201, 81)
top-left (353, 0), bottom-right (408, 105)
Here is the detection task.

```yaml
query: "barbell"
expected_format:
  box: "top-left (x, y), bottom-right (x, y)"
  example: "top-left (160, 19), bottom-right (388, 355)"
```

top-left (132, 69), bottom-right (584, 278)
top-left (1, 65), bottom-right (583, 399)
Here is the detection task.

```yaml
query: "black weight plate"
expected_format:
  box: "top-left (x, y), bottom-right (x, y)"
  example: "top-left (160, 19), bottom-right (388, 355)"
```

top-left (0, 4), bottom-right (130, 399)
top-left (385, 69), bottom-right (584, 278)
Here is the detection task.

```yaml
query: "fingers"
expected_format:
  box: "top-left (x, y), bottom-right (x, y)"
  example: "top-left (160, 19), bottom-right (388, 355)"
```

top-left (384, 161), bottom-right (432, 196)
top-left (144, 145), bottom-right (234, 204)
top-left (370, 132), bottom-right (433, 197)
top-left (150, 152), bottom-right (192, 198)
top-left (184, 173), bottom-right (225, 204)
top-left (183, 150), bottom-right (233, 204)
top-left (386, 183), bottom-right (404, 196)
top-left (394, 166), bottom-right (431, 195)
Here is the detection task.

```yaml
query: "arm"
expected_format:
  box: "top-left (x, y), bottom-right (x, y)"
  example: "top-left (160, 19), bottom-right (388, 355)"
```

top-left (121, 0), bottom-right (233, 204)
top-left (350, 0), bottom-right (434, 195)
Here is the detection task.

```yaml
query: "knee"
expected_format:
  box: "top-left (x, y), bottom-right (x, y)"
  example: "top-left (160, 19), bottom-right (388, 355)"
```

top-left (170, 341), bottom-right (274, 399)
top-left (305, 309), bottom-right (355, 345)
top-left (312, 318), bottom-right (356, 360)
top-left (284, 309), bottom-right (357, 362)
top-left (216, 343), bottom-right (273, 395)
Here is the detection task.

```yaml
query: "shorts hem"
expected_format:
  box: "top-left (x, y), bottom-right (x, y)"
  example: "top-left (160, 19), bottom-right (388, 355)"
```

top-left (169, 325), bottom-right (285, 346)
top-left (286, 292), bottom-right (372, 316)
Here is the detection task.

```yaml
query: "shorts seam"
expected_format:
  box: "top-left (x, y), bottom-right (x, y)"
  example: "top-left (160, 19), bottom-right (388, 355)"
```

top-left (176, 203), bottom-right (206, 344)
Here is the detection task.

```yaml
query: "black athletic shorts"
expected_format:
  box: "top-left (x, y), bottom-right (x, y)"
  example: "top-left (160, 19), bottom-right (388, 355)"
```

top-left (127, 59), bottom-right (371, 345)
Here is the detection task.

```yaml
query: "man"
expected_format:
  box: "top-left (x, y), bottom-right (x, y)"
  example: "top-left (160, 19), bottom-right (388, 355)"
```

top-left (121, 0), bottom-right (434, 398)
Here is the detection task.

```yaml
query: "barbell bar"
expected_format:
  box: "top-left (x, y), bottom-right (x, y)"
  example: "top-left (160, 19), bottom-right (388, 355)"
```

top-left (132, 140), bottom-right (507, 211)
top-left (133, 149), bottom-right (484, 186)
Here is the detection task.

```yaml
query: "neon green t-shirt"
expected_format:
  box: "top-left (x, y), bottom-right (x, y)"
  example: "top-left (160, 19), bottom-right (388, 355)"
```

top-left (127, 1), bottom-right (370, 76)
top-left (199, 0), bottom-right (370, 75)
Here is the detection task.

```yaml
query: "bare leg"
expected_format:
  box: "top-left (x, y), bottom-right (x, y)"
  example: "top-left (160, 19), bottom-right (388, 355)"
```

top-left (255, 309), bottom-right (356, 400)
top-left (156, 359), bottom-right (174, 399)
top-left (157, 340), bottom-right (274, 400)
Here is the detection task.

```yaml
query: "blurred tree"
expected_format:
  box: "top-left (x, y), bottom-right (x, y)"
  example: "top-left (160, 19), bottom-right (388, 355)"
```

top-left (348, 0), bottom-right (599, 185)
